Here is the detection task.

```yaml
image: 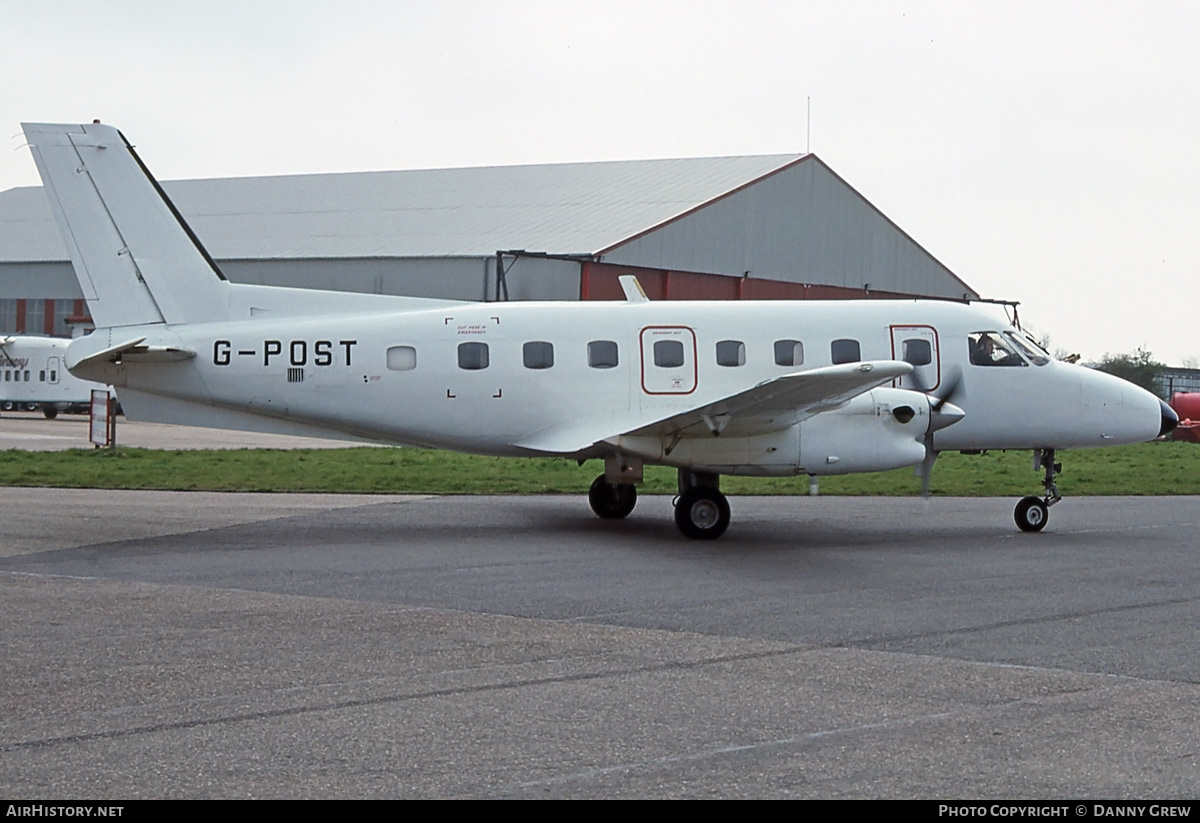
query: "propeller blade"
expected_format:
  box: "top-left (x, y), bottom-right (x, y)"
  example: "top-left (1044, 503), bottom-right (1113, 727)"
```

top-left (905, 365), bottom-right (965, 498)
top-left (918, 432), bottom-right (937, 497)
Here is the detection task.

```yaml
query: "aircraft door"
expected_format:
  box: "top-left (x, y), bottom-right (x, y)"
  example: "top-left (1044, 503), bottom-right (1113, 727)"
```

top-left (47, 356), bottom-right (61, 384)
top-left (640, 326), bottom-right (697, 395)
top-left (890, 325), bottom-right (939, 392)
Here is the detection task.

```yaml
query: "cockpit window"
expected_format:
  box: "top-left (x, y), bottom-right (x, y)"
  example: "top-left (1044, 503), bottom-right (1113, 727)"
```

top-left (1005, 331), bottom-right (1050, 366)
top-left (968, 332), bottom-right (1026, 367)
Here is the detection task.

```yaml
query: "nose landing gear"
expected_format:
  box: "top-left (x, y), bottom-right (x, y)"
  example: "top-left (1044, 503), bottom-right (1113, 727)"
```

top-left (1014, 448), bottom-right (1061, 532)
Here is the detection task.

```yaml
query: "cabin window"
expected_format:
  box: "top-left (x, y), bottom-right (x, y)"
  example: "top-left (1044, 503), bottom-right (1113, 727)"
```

top-left (969, 332), bottom-right (1025, 367)
top-left (523, 341), bottom-right (554, 370)
top-left (902, 338), bottom-right (932, 366)
top-left (39, 370), bottom-right (45, 382)
top-left (3, 370), bottom-right (8, 382)
top-left (654, 340), bottom-right (685, 368)
top-left (457, 342), bottom-right (489, 370)
top-left (774, 339), bottom-right (804, 367)
top-left (24, 371), bottom-right (30, 381)
top-left (386, 345), bottom-right (417, 371)
top-left (831, 339), bottom-right (861, 364)
top-left (49, 370), bottom-right (57, 382)
top-left (716, 340), bottom-right (746, 367)
top-left (588, 340), bottom-right (619, 369)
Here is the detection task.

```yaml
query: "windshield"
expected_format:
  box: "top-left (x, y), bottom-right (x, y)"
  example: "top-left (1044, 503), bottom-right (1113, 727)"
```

top-left (968, 332), bottom-right (1027, 367)
top-left (1004, 331), bottom-right (1050, 366)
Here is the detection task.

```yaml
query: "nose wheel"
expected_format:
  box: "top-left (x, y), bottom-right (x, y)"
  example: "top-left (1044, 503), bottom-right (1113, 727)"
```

top-left (1014, 448), bottom-right (1061, 532)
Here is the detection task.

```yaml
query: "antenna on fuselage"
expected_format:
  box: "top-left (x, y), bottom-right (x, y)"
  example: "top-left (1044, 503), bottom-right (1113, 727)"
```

top-left (806, 96), bottom-right (812, 155)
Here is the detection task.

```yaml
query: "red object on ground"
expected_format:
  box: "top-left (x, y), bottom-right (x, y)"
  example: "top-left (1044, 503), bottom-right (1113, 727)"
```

top-left (1169, 394), bottom-right (1200, 442)
top-left (1171, 392), bottom-right (1200, 421)
top-left (1172, 420), bottom-right (1200, 443)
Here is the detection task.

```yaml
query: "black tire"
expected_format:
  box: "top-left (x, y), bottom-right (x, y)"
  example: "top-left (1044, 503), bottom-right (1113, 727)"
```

top-left (588, 475), bottom-right (637, 520)
top-left (674, 486), bottom-right (731, 540)
top-left (1014, 496), bottom-right (1049, 532)
top-left (42, 407), bottom-right (59, 420)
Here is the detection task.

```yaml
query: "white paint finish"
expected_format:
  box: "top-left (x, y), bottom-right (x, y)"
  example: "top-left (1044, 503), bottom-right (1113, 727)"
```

top-left (0, 335), bottom-right (112, 410)
top-left (22, 122), bottom-right (1169, 489)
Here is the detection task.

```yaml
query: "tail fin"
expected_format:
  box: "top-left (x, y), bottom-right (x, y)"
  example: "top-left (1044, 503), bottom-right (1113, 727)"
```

top-left (22, 122), bottom-right (228, 329)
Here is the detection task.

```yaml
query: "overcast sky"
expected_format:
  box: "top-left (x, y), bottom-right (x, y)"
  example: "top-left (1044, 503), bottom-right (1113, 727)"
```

top-left (2, 0), bottom-right (1197, 365)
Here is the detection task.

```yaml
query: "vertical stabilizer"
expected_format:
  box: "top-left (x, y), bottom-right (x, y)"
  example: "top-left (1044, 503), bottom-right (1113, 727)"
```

top-left (22, 122), bottom-right (229, 329)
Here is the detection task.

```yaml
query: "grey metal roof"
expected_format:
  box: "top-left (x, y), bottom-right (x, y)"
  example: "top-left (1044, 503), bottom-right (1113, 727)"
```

top-left (0, 154), bottom-right (800, 263)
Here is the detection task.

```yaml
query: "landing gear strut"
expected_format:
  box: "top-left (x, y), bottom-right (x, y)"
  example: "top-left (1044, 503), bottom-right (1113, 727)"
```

top-left (1014, 448), bottom-right (1061, 532)
top-left (674, 470), bottom-right (730, 540)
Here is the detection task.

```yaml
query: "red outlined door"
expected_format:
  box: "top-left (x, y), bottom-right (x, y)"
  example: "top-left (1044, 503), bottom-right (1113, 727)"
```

top-left (640, 326), bottom-right (697, 395)
top-left (890, 325), bottom-right (940, 392)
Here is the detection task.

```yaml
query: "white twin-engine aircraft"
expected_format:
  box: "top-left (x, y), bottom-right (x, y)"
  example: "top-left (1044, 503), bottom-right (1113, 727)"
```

top-left (22, 122), bottom-right (1177, 539)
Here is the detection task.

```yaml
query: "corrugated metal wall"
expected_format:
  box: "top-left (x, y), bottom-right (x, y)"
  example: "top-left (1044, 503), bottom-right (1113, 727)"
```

top-left (579, 262), bottom-right (911, 302)
top-left (599, 158), bottom-right (975, 301)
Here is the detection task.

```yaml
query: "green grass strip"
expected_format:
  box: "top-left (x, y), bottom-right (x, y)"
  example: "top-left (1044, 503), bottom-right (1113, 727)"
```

top-left (1, 441), bottom-right (1197, 496)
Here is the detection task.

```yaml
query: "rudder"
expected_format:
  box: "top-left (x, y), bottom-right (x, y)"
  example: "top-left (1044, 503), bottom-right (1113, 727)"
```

top-left (22, 122), bottom-right (229, 329)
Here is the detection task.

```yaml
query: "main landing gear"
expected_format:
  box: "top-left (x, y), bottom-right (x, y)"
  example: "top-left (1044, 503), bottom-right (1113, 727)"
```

top-left (586, 468), bottom-right (732, 540)
top-left (1014, 448), bottom-right (1062, 533)
top-left (674, 470), bottom-right (730, 540)
top-left (587, 475), bottom-right (638, 520)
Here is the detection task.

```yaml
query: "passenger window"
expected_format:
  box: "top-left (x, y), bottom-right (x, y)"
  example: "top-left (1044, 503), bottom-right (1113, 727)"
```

top-left (24, 371), bottom-right (30, 381)
top-left (831, 339), bottom-right (860, 364)
top-left (969, 332), bottom-right (1025, 367)
top-left (774, 339), bottom-right (804, 367)
top-left (523, 341), bottom-right (554, 369)
top-left (654, 340), bottom-right (685, 368)
top-left (39, 370), bottom-right (45, 382)
top-left (716, 340), bottom-right (745, 367)
top-left (902, 339), bottom-right (932, 366)
top-left (588, 340), bottom-right (618, 369)
top-left (386, 345), bottom-right (417, 371)
top-left (457, 342), bottom-right (489, 370)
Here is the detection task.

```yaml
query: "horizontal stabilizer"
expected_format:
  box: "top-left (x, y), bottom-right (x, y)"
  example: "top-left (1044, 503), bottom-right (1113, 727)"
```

top-left (66, 336), bottom-right (195, 371)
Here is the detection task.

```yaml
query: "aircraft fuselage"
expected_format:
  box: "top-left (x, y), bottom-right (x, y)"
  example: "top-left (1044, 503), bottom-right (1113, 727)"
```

top-left (68, 295), bottom-right (1165, 476)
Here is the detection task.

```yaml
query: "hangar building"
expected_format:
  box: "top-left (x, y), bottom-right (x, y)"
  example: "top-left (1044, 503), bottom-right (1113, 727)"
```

top-left (0, 152), bottom-right (978, 336)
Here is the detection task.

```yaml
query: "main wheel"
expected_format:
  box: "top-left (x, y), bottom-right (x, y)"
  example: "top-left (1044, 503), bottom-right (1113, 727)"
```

top-left (1014, 496), bottom-right (1049, 532)
top-left (42, 407), bottom-right (59, 420)
top-left (674, 486), bottom-right (731, 540)
top-left (588, 475), bottom-right (638, 520)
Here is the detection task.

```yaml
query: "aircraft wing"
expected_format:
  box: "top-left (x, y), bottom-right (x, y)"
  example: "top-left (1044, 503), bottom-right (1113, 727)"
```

top-left (516, 359), bottom-right (912, 454)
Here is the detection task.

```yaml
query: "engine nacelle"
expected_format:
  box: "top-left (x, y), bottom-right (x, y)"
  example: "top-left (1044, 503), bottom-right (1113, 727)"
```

top-left (609, 387), bottom-right (961, 478)
top-left (798, 387), bottom-right (936, 476)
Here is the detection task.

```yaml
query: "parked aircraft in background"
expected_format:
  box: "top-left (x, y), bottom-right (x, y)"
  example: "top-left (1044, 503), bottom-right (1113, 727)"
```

top-left (0, 334), bottom-right (112, 418)
top-left (21, 122), bottom-right (1177, 538)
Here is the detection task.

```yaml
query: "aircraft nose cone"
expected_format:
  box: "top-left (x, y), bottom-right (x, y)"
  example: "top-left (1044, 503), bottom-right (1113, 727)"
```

top-left (1160, 400), bottom-right (1179, 438)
